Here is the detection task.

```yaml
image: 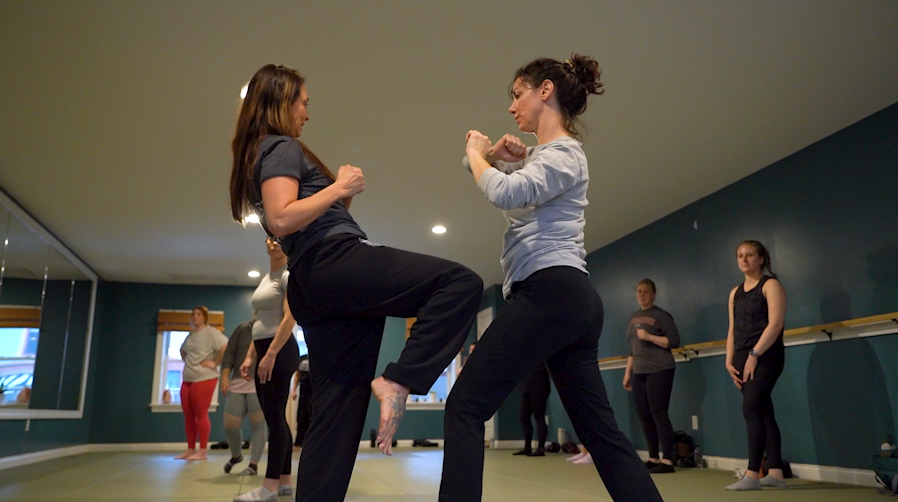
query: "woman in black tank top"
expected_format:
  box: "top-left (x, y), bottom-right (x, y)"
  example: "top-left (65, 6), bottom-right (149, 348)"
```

top-left (725, 240), bottom-right (788, 490)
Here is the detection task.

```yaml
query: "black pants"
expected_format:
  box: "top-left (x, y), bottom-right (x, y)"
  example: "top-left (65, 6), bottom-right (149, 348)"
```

top-left (733, 342), bottom-right (784, 472)
top-left (440, 267), bottom-right (662, 501)
top-left (519, 390), bottom-right (549, 448)
top-left (288, 234), bottom-right (483, 502)
top-left (254, 336), bottom-right (300, 480)
top-left (294, 371), bottom-right (312, 447)
top-left (631, 368), bottom-right (675, 460)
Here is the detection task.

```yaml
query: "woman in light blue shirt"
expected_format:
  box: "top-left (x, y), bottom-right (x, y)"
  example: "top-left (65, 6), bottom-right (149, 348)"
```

top-left (440, 54), bottom-right (663, 502)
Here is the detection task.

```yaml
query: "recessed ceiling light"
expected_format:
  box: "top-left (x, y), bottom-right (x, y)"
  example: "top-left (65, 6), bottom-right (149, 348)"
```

top-left (240, 83), bottom-right (249, 99)
top-left (248, 270), bottom-right (261, 278)
top-left (244, 213), bottom-right (260, 224)
top-left (432, 225), bottom-right (446, 234)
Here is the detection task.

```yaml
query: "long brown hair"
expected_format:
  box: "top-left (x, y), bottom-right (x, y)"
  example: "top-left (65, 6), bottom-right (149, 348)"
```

top-left (229, 64), bottom-right (334, 223)
top-left (512, 53), bottom-right (604, 142)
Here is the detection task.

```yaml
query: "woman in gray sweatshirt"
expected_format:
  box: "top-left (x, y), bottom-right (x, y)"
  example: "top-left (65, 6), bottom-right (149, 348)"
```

top-left (440, 54), bottom-right (663, 502)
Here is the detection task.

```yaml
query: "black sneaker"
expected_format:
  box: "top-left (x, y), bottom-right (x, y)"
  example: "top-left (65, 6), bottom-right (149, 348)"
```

top-left (224, 455), bottom-right (243, 473)
top-left (644, 460), bottom-right (660, 469)
top-left (526, 448), bottom-right (546, 457)
top-left (649, 462), bottom-right (675, 473)
top-left (512, 448), bottom-right (532, 456)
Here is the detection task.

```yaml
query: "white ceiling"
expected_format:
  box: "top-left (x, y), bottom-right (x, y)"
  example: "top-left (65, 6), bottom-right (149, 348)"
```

top-left (0, 1), bottom-right (896, 289)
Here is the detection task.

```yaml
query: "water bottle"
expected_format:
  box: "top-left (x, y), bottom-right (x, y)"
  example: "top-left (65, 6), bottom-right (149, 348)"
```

top-left (558, 428), bottom-right (568, 445)
top-left (882, 435), bottom-right (896, 457)
top-left (694, 446), bottom-right (703, 468)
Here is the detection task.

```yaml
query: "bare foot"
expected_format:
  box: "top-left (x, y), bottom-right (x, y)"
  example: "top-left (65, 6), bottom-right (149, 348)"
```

top-left (371, 376), bottom-right (409, 456)
top-left (185, 450), bottom-right (207, 460)
top-left (566, 451), bottom-right (588, 462)
top-left (572, 452), bottom-right (593, 465)
top-left (175, 449), bottom-right (196, 459)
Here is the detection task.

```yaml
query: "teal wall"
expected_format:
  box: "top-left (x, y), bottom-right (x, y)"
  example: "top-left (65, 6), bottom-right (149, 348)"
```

top-left (88, 281), bottom-right (256, 443)
top-left (5, 103), bottom-right (895, 468)
top-left (0, 278), bottom-right (98, 458)
top-left (544, 102), bottom-right (898, 469)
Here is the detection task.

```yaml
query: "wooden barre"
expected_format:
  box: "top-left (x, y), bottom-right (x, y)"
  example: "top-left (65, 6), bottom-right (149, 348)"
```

top-left (599, 311), bottom-right (898, 362)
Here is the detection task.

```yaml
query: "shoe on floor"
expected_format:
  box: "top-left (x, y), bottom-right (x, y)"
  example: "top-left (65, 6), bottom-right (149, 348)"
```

top-left (241, 440), bottom-right (250, 450)
top-left (759, 475), bottom-right (786, 488)
top-left (224, 455), bottom-right (243, 473)
top-left (644, 460), bottom-right (660, 469)
top-left (278, 484), bottom-right (294, 496)
top-left (233, 486), bottom-right (277, 502)
top-left (526, 449), bottom-right (546, 457)
top-left (512, 448), bottom-right (532, 456)
top-left (725, 476), bottom-right (762, 491)
top-left (210, 441), bottom-right (229, 450)
top-left (238, 464), bottom-right (258, 476)
top-left (649, 462), bottom-right (675, 473)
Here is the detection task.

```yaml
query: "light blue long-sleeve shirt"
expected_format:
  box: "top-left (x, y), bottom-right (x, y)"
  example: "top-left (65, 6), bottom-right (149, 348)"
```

top-left (465, 136), bottom-right (589, 298)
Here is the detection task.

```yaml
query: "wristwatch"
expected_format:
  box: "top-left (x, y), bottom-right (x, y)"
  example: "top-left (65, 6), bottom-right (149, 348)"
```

top-left (748, 349), bottom-right (760, 358)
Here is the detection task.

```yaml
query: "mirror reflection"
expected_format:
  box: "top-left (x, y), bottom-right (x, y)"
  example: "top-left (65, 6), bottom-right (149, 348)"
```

top-left (0, 192), bottom-right (95, 415)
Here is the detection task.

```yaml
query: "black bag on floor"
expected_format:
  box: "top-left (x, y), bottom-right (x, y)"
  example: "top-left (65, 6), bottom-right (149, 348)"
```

top-left (671, 431), bottom-right (697, 467)
top-left (873, 453), bottom-right (898, 495)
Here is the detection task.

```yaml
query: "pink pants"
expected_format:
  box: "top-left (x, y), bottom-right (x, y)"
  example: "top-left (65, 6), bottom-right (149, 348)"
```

top-left (181, 378), bottom-right (217, 449)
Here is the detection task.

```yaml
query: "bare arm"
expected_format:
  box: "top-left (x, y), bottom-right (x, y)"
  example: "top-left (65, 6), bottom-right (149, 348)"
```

top-left (623, 356), bottom-right (634, 391)
top-left (753, 279), bottom-right (787, 355)
top-left (256, 296), bottom-right (297, 382)
top-left (261, 167), bottom-right (364, 238)
top-left (240, 342), bottom-right (256, 380)
top-left (725, 287), bottom-right (741, 388)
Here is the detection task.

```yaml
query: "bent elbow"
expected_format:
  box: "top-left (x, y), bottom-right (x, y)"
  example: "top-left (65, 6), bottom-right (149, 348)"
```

top-left (265, 218), bottom-right (291, 238)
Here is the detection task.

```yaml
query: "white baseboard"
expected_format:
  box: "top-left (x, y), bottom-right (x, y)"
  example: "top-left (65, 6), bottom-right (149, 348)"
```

top-left (675, 452), bottom-right (878, 488)
top-left (0, 443), bottom-right (878, 488)
top-left (0, 444), bottom-right (91, 471)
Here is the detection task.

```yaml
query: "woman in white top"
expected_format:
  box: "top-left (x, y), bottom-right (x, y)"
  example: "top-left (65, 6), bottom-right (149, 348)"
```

top-left (234, 238), bottom-right (299, 502)
top-left (175, 306), bottom-right (228, 461)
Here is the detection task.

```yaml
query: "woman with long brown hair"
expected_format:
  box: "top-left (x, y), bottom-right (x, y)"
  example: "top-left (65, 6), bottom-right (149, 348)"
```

top-left (229, 64), bottom-right (482, 502)
top-left (725, 240), bottom-right (787, 490)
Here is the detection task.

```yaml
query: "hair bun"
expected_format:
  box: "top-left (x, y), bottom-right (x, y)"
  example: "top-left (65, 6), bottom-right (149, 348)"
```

top-left (568, 53), bottom-right (604, 96)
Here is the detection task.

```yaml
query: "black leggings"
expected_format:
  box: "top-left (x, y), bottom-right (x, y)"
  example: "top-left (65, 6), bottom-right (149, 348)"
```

top-left (254, 336), bottom-right (300, 480)
top-left (293, 371), bottom-right (312, 447)
top-left (440, 266), bottom-right (662, 501)
top-left (631, 368), bottom-right (675, 460)
top-left (288, 234), bottom-right (483, 502)
top-left (733, 342), bottom-right (784, 472)
top-left (519, 390), bottom-right (549, 447)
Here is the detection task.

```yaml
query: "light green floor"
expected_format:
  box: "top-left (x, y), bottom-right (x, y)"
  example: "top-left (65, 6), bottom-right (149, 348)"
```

top-left (0, 448), bottom-right (879, 501)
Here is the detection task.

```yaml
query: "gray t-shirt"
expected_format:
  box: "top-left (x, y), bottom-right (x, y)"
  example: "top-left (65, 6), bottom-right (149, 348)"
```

top-left (465, 136), bottom-right (588, 298)
top-left (252, 266), bottom-right (289, 341)
top-left (627, 305), bottom-right (680, 374)
top-left (255, 135), bottom-right (366, 268)
top-left (180, 326), bottom-right (229, 382)
top-left (222, 320), bottom-right (256, 393)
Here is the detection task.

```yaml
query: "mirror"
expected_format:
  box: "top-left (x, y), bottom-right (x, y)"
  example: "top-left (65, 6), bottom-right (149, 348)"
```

top-left (0, 188), bottom-right (96, 418)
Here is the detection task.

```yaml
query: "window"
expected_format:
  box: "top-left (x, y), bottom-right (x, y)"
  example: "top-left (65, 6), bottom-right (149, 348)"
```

top-left (408, 357), bottom-right (459, 407)
top-left (292, 324), bottom-right (308, 357)
top-left (159, 330), bottom-right (189, 404)
top-left (150, 309), bottom-right (224, 412)
top-left (0, 327), bottom-right (39, 405)
top-left (403, 317), bottom-right (462, 410)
